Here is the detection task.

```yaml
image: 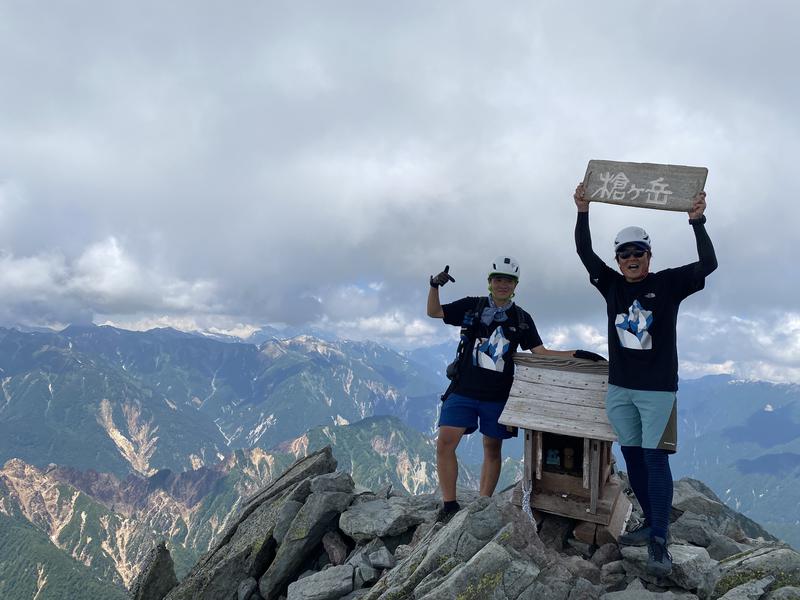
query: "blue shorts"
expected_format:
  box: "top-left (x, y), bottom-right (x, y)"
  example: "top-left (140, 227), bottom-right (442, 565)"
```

top-left (606, 384), bottom-right (678, 453)
top-left (438, 393), bottom-right (513, 440)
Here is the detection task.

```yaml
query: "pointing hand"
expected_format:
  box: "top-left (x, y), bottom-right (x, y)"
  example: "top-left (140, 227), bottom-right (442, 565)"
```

top-left (430, 265), bottom-right (456, 288)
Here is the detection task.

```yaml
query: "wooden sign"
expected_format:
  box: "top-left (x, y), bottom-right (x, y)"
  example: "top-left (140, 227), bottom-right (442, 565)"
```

top-left (583, 160), bottom-right (708, 212)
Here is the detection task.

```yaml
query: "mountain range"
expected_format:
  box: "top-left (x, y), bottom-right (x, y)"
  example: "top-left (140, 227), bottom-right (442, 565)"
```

top-left (0, 324), bottom-right (798, 598)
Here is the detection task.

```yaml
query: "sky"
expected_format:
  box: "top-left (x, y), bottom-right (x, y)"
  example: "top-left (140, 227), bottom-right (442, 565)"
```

top-left (1, 1), bottom-right (799, 382)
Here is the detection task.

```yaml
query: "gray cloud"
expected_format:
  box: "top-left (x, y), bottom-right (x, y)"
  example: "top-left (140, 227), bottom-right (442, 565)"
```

top-left (1, 1), bottom-right (799, 378)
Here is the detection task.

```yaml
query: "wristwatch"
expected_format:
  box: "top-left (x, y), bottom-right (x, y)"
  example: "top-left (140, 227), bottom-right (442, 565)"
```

top-left (688, 215), bottom-right (707, 225)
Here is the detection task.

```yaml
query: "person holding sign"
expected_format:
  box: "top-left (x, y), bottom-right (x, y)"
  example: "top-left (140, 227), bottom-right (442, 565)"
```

top-left (427, 258), bottom-right (604, 522)
top-left (573, 183), bottom-right (717, 576)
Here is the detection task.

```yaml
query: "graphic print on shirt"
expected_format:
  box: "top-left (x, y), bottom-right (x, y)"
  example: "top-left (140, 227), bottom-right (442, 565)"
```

top-left (615, 299), bottom-right (653, 350)
top-left (473, 326), bottom-right (510, 372)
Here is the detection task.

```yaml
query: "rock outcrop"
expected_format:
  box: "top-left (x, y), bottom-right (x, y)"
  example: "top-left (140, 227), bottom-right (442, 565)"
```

top-left (128, 541), bottom-right (178, 600)
top-left (132, 447), bottom-right (800, 600)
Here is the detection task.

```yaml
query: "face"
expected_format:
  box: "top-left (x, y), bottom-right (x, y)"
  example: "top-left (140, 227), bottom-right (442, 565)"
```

top-left (615, 245), bottom-right (651, 282)
top-left (489, 275), bottom-right (518, 302)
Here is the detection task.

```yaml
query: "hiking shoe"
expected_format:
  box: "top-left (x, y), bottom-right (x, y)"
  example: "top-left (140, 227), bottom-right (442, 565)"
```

top-left (618, 523), bottom-right (651, 546)
top-left (435, 503), bottom-right (460, 525)
top-left (646, 536), bottom-right (673, 577)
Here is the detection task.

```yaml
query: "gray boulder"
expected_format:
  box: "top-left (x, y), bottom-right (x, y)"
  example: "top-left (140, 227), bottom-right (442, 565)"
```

top-left (322, 530), bottom-right (350, 566)
top-left (129, 541), bottom-right (178, 600)
top-left (621, 543), bottom-right (718, 595)
top-left (362, 497), bottom-right (508, 599)
top-left (568, 577), bottom-right (603, 600)
top-left (274, 501), bottom-right (305, 545)
top-left (354, 563), bottom-right (379, 588)
top-left (538, 513), bottom-right (576, 552)
top-left (670, 511), bottom-right (750, 561)
top-left (764, 587), bottom-right (800, 599)
top-left (591, 543), bottom-right (622, 568)
top-left (414, 540), bottom-right (540, 600)
top-left (367, 547), bottom-right (395, 570)
top-left (286, 564), bottom-right (354, 600)
top-left (525, 561), bottom-right (577, 600)
top-left (600, 560), bottom-right (626, 590)
top-left (714, 546), bottom-right (800, 598)
top-left (165, 447), bottom-right (337, 600)
top-left (718, 575), bottom-right (774, 599)
top-left (600, 589), bottom-right (698, 599)
top-left (563, 555), bottom-right (602, 585)
top-left (311, 471), bottom-right (356, 494)
top-left (259, 489), bottom-right (355, 599)
top-left (238, 577), bottom-right (258, 600)
top-left (338, 495), bottom-right (439, 542)
top-left (672, 479), bottom-right (777, 543)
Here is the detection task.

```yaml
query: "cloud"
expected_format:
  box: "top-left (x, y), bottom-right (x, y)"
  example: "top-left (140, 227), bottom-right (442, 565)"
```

top-left (0, 237), bottom-right (218, 324)
top-left (0, 2), bottom-right (799, 380)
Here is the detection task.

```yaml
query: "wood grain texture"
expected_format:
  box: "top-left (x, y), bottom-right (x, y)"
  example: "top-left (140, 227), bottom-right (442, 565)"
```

top-left (583, 159), bottom-right (708, 212)
top-left (604, 489), bottom-right (633, 541)
top-left (524, 430), bottom-right (533, 487)
top-left (583, 438), bottom-right (591, 488)
top-left (500, 401), bottom-right (617, 440)
top-left (502, 353), bottom-right (616, 439)
top-left (529, 479), bottom-right (625, 525)
top-left (513, 353), bottom-right (610, 375)
top-left (589, 440), bottom-right (601, 514)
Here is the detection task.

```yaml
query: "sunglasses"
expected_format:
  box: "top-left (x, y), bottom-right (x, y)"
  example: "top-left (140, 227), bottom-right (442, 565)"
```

top-left (616, 249), bottom-right (647, 259)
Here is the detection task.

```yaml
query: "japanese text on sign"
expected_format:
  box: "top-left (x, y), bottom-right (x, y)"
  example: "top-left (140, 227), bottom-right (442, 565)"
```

top-left (590, 172), bottom-right (674, 206)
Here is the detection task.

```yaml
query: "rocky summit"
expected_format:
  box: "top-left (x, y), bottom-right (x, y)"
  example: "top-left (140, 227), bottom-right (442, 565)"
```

top-left (130, 446), bottom-right (800, 600)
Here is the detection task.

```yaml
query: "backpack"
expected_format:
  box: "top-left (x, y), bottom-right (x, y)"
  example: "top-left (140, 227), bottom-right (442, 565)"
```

top-left (440, 297), bottom-right (528, 401)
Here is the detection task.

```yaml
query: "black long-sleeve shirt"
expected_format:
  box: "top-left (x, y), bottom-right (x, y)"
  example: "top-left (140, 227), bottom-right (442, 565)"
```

top-left (575, 212), bottom-right (717, 391)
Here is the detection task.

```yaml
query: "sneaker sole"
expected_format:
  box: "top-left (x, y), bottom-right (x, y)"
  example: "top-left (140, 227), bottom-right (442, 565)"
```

top-left (618, 537), bottom-right (649, 546)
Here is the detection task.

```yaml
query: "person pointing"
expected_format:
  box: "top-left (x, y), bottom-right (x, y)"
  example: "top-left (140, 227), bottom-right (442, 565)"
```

top-left (427, 256), bottom-right (604, 522)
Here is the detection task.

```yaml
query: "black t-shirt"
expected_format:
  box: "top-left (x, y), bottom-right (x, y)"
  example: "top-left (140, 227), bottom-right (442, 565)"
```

top-left (575, 212), bottom-right (715, 392)
top-left (589, 263), bottom-right (704, 391)
top-left (442, 296), bottom-right (543, 402)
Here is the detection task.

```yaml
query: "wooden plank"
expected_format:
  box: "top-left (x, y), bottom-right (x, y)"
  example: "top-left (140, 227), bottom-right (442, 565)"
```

top-left (589, 440), bottom-right (601, 514)
top-left (518, 478), bottom-right (625, 526)
top-left (583, 438), bottom-right (590, 488)
top-left (524, 490), bottom-right (613, 526)
top-left (501, 396), bottom-right (611, 430)
top-left (508, 380), bottom-right (607, 409)
top-left (583, 159), bottom-right (708, 212)
top-left (601, 442), bottom-right (613, 485)
top-left (512, 364), bottom-right (608, 392)
top-left (534, 431), bottom-right (543, 480)
top-left (524, 430), bottom-right (533, 489)
top-left (500, 405), bottom-right (617, 441)
top-left (503, 396), bottom-right (609, 425)
top-left (535, 471), bottom-right (589, 499)
top-left (513, 353), bottom-right (610, 375)
top-left (599, 489), bottom-right (633, 543)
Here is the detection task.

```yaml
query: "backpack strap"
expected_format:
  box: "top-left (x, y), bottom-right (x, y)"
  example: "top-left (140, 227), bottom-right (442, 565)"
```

top-left (441, 296), bottom-right (489, 402)
top-left (516, 304), bottom-right (529, 330)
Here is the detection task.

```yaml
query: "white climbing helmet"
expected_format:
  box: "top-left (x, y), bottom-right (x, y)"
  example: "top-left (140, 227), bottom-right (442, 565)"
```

top-left (614, 226), bottom-right (651, 252)
top-left (489, 256), bottom-right (520, 280)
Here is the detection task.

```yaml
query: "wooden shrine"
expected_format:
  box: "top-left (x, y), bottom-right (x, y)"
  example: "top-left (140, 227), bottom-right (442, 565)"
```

top-left (498, 354), bottom-right (632, 544)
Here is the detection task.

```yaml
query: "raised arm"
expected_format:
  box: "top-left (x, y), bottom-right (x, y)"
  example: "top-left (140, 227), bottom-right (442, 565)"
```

top-left (687, 192), bottom-right (718, 277)
top-left (573, 182), bottom-right (608, 275)
top-left (427, 265), bottom-right (454, 318)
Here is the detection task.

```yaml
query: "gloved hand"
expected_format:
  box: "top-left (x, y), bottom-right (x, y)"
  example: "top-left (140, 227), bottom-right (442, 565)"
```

top-left (430, 265), bottom-right (456, 288)
top-left (573, 349), bottom-right (606, 362)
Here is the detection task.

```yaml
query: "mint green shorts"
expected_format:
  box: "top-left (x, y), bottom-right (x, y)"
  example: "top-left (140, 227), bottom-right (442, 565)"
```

top-left (606, 384), bottom-right (678, 453)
